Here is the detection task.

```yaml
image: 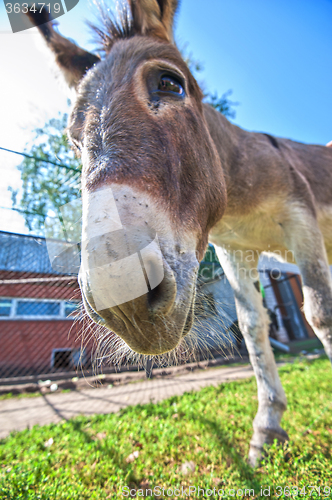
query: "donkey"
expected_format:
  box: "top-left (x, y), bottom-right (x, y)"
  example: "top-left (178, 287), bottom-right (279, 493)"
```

top-left (27, 0), bottom-right (332, 466)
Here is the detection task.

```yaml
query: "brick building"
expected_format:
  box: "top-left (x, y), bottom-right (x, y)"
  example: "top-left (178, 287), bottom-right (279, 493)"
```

top-left (0, 231), bottom-right (86, 378)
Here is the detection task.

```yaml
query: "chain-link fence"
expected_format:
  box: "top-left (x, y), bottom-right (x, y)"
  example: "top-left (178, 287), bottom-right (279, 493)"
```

top-left (0, 225), bottom-right (243, 384)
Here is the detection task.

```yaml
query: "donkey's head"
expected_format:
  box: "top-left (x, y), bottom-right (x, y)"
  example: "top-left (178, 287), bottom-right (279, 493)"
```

top-left (29, 0), bottom-right (227, 355)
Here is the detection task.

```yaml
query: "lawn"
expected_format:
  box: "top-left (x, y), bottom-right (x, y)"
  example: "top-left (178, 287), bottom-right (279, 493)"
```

top-left (0, 357), bottom-right (331, 499)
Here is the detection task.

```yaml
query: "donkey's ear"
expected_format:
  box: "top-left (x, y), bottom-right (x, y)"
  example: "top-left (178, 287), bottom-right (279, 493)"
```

top-left (26, 9), bottom-right (100, 89)
top-left (129, 0), bottom-right (179, 42)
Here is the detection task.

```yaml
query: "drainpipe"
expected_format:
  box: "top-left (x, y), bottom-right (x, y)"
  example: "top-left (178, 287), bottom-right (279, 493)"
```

top-left (269, 337), bottom-right (290, 353)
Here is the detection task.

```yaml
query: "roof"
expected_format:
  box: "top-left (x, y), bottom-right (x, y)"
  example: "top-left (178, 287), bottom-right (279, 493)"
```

top-left (0, 231), bottom-right (78, 275)
top-left (0, 232), bottom-right (222, 277)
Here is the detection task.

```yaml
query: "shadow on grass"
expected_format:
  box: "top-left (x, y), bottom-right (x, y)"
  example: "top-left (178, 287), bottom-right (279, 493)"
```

top-left (196, 415), bottom-right (264, 489)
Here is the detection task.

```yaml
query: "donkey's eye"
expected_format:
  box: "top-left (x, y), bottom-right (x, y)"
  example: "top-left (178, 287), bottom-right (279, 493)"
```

top-left (158, 75), bottom-right (185, 96)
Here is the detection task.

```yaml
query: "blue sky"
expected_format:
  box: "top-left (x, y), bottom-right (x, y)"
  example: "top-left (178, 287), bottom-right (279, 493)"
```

top-left (0, 0), bottom-right (332, 233)
top-left (178, 0), bottom-right (332, 145)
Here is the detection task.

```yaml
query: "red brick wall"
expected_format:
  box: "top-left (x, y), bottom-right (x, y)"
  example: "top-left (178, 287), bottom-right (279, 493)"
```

top-left (0, 271), bottom-right (90, 376)
top-left (0, 320), bottom-right (94, 375)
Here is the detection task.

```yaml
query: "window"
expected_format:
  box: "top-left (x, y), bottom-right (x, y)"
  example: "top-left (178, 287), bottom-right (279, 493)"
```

top-left (0, 298), bottom-right (80, 320)
top-left (16, 300), bottom-right (60, 317)
top-left (51, 348), bottom-right (86, 370)
top-left (51, 349), bottom-right (73, 369)
top-left (0, 299), bottom-right (12, 317)
top-left (64, 301), bottom-right (79, 318)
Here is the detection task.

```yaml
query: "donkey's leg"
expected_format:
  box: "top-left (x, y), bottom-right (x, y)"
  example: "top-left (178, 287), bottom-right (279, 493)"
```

top-left (215, 248), bottom-right (288, 467)
top-left (284, 209), bottom-right (332, 363)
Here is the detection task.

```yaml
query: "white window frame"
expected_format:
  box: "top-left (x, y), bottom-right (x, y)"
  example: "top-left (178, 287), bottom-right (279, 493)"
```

top-left (0, 297), bottom-right (80, 320)
top-left (0, 298), bottom-right (15, 319)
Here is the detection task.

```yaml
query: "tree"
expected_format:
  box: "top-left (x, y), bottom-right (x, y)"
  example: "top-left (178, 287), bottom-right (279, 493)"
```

top-left (9, 113), bottom-right (81, 235)
top-left (205, 90), bottom-right (237, 119)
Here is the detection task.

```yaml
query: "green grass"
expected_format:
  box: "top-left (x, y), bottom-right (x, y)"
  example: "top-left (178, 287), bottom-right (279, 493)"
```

top-left (0, 357), bottom-right (331, 499)
top-left (0, 392), bottom-right (42, 401)
top-left (0, 389), bottom-right (73, 401)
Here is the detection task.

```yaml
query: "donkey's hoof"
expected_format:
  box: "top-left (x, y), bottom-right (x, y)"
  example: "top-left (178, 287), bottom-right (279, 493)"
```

top-left (248, 444), bottom-right (264, 468)
top-left (248, 427), bottom-right (289, 467)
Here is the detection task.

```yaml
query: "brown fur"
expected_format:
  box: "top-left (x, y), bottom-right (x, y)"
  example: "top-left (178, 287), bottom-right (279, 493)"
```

top-left (129, 0), bottom-right (178, 41)
top-left (26, 9), bottom-right (99, 88)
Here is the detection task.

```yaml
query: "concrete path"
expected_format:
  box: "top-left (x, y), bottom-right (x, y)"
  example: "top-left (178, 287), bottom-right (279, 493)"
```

top-left (0, 364), bottom-right (255, 439)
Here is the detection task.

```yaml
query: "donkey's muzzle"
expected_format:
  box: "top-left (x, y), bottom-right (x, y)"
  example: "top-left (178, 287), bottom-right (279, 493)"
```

top-left (80, 225), bottom-right (169, 311)
top-left (81, 264), bottom-right (183, 355)
top-left (79, 226), bottom-right (195, 354)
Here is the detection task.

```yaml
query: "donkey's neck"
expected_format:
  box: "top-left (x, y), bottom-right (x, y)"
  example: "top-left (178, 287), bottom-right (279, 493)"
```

top-left (203, 104), bottom-right (242, 181)
top-left (203, 103), bottom-right (287, 217)
top-left (203, 103), bottom-right (262, 215)
top-left (204, 103), bottom-right (287, 253)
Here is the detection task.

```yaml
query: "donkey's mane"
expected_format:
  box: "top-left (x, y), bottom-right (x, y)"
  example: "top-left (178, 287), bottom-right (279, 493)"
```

top-left (88, 3), bottom-right (135, 54)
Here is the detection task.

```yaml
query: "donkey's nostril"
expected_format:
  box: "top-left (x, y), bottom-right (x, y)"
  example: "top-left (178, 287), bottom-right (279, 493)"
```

top-left (146, 260), bottom-right (177, 316)
top-left (148, 280), bottom-right (173, 314)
